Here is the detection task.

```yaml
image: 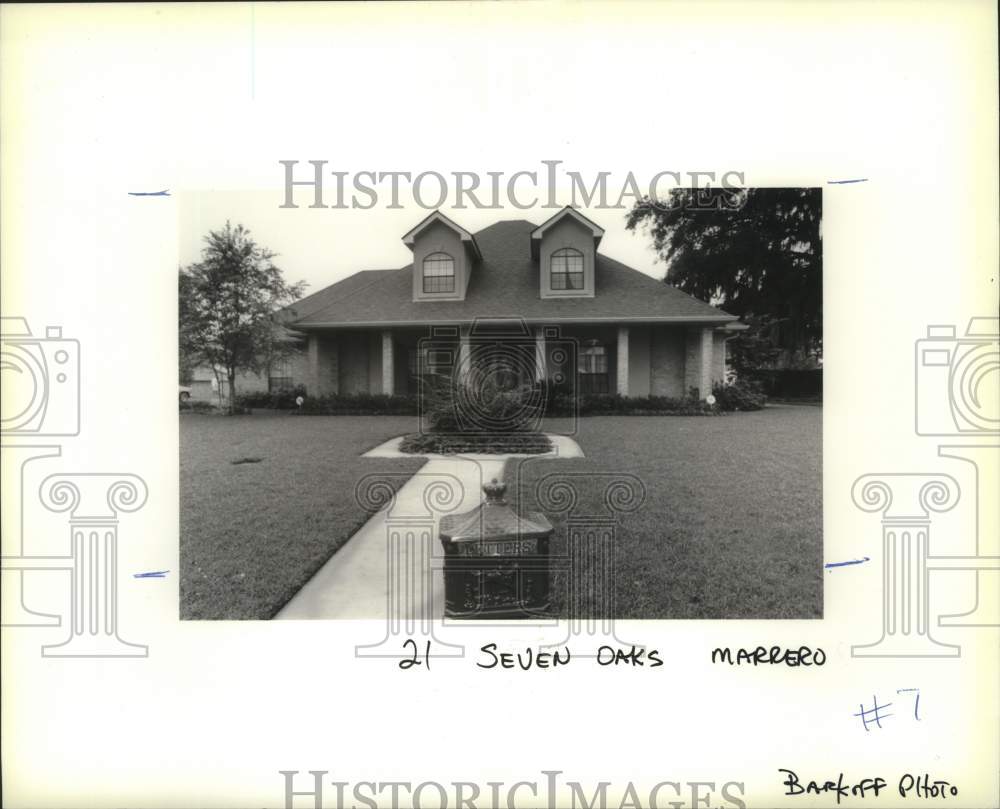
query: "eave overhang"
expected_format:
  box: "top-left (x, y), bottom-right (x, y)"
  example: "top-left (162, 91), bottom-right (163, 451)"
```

top-left (289, 314), bottom-right (739, 331)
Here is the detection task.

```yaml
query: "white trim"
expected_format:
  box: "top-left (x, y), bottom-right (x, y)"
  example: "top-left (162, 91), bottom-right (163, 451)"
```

top-left (401, 210), bottom-right (482, 259)
top-left (617, 325), bottom-right (629, 396)
top-left (294, 315), bottom-right (737, 329)
top-left (381, 331), bottom-right (394, 395)
top-left (530, 206), bottom-right (605, 241)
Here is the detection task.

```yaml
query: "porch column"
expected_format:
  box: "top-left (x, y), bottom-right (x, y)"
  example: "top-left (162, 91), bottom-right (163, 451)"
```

top-left (307, 333), bottom-right (339, 395)
top-left (307, 334), bottom-right (318, 393)
top-left (699, 328), bottom-right (714, 398)
top-left (617, 326), bottom-right (629, 396)
top-left (535, 326), bottom-right (547, 381)
top-left (458, 327), bottom-right (471, 385)
top-left (381, 330), bottom-right (394, 396)
top-left (684, 327), bottom-right (714, 399)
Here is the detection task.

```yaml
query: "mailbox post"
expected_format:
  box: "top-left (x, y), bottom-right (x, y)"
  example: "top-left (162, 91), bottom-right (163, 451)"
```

top-left (439, 478), bottom-right (553, 618)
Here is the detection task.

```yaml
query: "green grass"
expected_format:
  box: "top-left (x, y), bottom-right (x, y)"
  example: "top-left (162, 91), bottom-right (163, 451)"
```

top-left (180, 413), bottom-right (423, 619)
top-left (504, 406), bottom-right (822, 619)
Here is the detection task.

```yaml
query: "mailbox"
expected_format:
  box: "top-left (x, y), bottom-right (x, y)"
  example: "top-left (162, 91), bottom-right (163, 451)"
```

top-left (439, 478), bottom-right (553, 618)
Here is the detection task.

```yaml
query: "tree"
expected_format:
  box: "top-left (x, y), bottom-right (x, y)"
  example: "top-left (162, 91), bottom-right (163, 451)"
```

top-left (179, 222), bottom-right (306, 413)
top-left (626, 187), bottom-right (822, 369)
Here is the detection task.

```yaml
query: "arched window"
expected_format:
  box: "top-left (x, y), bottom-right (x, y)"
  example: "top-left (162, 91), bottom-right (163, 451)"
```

top-left (550, 248), bottom-right (585, 290)
top-left (422, 252), bottom-right (455, 293)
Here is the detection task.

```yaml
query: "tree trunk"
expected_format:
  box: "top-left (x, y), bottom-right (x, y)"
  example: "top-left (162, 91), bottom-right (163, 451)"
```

top-left (227, 373), bottom-right (237, 415)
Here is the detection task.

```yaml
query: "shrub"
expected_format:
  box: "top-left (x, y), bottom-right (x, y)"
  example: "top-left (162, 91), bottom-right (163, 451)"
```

top-left (179, 400), bottom-right (219, 414)
top-left (544, 391), bottom-right (715, 416)
top-left (296, 392), bottom-right (418, 416)
top-left (237, 384), bottom-right (307, 410)
top-left (399, 432), bottom-right (551, 455)
top-left (421, 376), bottom-right (543, 434)
top-left (745, 369), bottom-right (822, 401)
top-left (711, 380), bottom-right (767, 411)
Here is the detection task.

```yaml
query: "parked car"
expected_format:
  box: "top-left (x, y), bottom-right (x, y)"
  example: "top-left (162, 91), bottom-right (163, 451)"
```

top-left (179, 386), bottom-right (192, 402)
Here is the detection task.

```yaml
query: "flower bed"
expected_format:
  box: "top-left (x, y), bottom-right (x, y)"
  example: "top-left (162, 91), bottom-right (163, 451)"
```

top-left (399, 432), bottom-right (552, 455)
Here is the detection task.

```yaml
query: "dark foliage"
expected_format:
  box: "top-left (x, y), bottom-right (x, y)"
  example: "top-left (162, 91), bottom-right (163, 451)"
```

top-left (399, 432), bottom-right (552, 455)
top-left (179, 400), bottom-right (219, 414)
top-left (421, 375), bottom-right (544, 434)
top-left (710, 381), bottom-right (767, 411)
top-left (295, 393), bottom-right (418, 416)
top-left (746, 369), bottom-right (822, 401)
top-left (627, 187), bottom-right (822, 361)
top-left (237, 385), bottom-right (308, 410)
top-left (179, 222), bottom-right (306, 414)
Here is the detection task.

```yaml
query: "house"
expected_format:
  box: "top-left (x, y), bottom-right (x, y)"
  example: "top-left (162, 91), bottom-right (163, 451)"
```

top-left (280, 208), bottom-right (742, 400)
top-left (183, 327), bottom-right (308, 404)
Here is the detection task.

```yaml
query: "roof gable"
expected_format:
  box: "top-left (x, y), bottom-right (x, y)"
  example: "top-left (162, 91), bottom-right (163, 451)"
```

top-left (530, 206), bottom-right (604, 259)
top-left (401, 210), bottom-right (482, 261)
top-left (288, 218), bottom-right (737, 328)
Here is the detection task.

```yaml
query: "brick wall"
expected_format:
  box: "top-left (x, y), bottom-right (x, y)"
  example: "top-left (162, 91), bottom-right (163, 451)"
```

top-left (337, 331), bottom-right (371, 393)
top-left (650, 326), bottom-right (686, 397)
top-left (307, 334), bottom-right (339, 395)
top-left (627, 325), bottom-right (651, 397)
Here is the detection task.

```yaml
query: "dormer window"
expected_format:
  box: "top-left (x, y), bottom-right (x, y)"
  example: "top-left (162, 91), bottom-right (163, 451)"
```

top-left (551, 248), bottom-right (584, 290)
top-left (422, 252), bottom-right (455, 293)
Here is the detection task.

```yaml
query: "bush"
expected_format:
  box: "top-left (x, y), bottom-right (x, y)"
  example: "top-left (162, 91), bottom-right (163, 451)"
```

top-left (745, 369), bottom-right (822, 401)
top-left (421, 376), bottom-right (543, 434)
top-left (237, 384), bottom-right (307, 410)
top-left (399, 432), bottom-right (551, 455)
top-left (296, 392), bottom-right (418, 416)
top-left (179, 400), bottom-right (219, 414)
top-left (711, 381), bottom-right (767, 411)
top-left (543, 390), bottom-right (716, 417)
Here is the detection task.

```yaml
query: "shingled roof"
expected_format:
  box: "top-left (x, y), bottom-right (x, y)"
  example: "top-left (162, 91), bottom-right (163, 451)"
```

top-left (287, 219), bottom-right (737, 328)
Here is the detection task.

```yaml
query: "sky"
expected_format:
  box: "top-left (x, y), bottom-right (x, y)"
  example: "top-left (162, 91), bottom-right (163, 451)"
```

top-left (177, 187), bottom-right (672, 300)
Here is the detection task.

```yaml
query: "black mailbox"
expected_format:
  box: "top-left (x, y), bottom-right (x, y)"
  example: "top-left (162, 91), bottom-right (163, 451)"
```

top-left (439, 478), bottom-right (553, 618)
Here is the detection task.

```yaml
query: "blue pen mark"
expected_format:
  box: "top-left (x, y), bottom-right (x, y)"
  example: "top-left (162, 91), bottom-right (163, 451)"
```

top-left (897, 688), bottom-right (921, 720)
top-left (134, 570), bottom-right (169, 578)
top-left (128, 189), bottom-right (170, 197)
top-left (827, 178), bottom-right (868, 184)
top-left (825, 556), bottom-right (870, 570)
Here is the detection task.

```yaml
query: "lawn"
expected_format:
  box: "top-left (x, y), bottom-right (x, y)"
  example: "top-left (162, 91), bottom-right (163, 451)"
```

top-left (181, 407), bottom-right (821, 621)
top-left (180, 413), bottom-right (423, 619)
top-left (504, 405), bottom-right (822, 619)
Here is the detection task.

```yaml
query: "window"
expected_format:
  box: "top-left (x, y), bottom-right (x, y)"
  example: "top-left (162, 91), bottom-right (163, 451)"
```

top-left (268, 359), bottom-right (294, 392)
top-left (408, 346), bottom-right (451, 376)
top-left (550, 248), bottom-right (584, 291)
top-left (408, 347), bottom-right (431, 376)
top-left (578, 341), bottom-right (609, 394)
top-left (423, 252), bottom-right (455, 293)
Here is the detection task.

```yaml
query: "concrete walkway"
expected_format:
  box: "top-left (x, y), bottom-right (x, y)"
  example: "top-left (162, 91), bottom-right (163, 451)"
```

top-left (275, 434), bottom-right (583, 620)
